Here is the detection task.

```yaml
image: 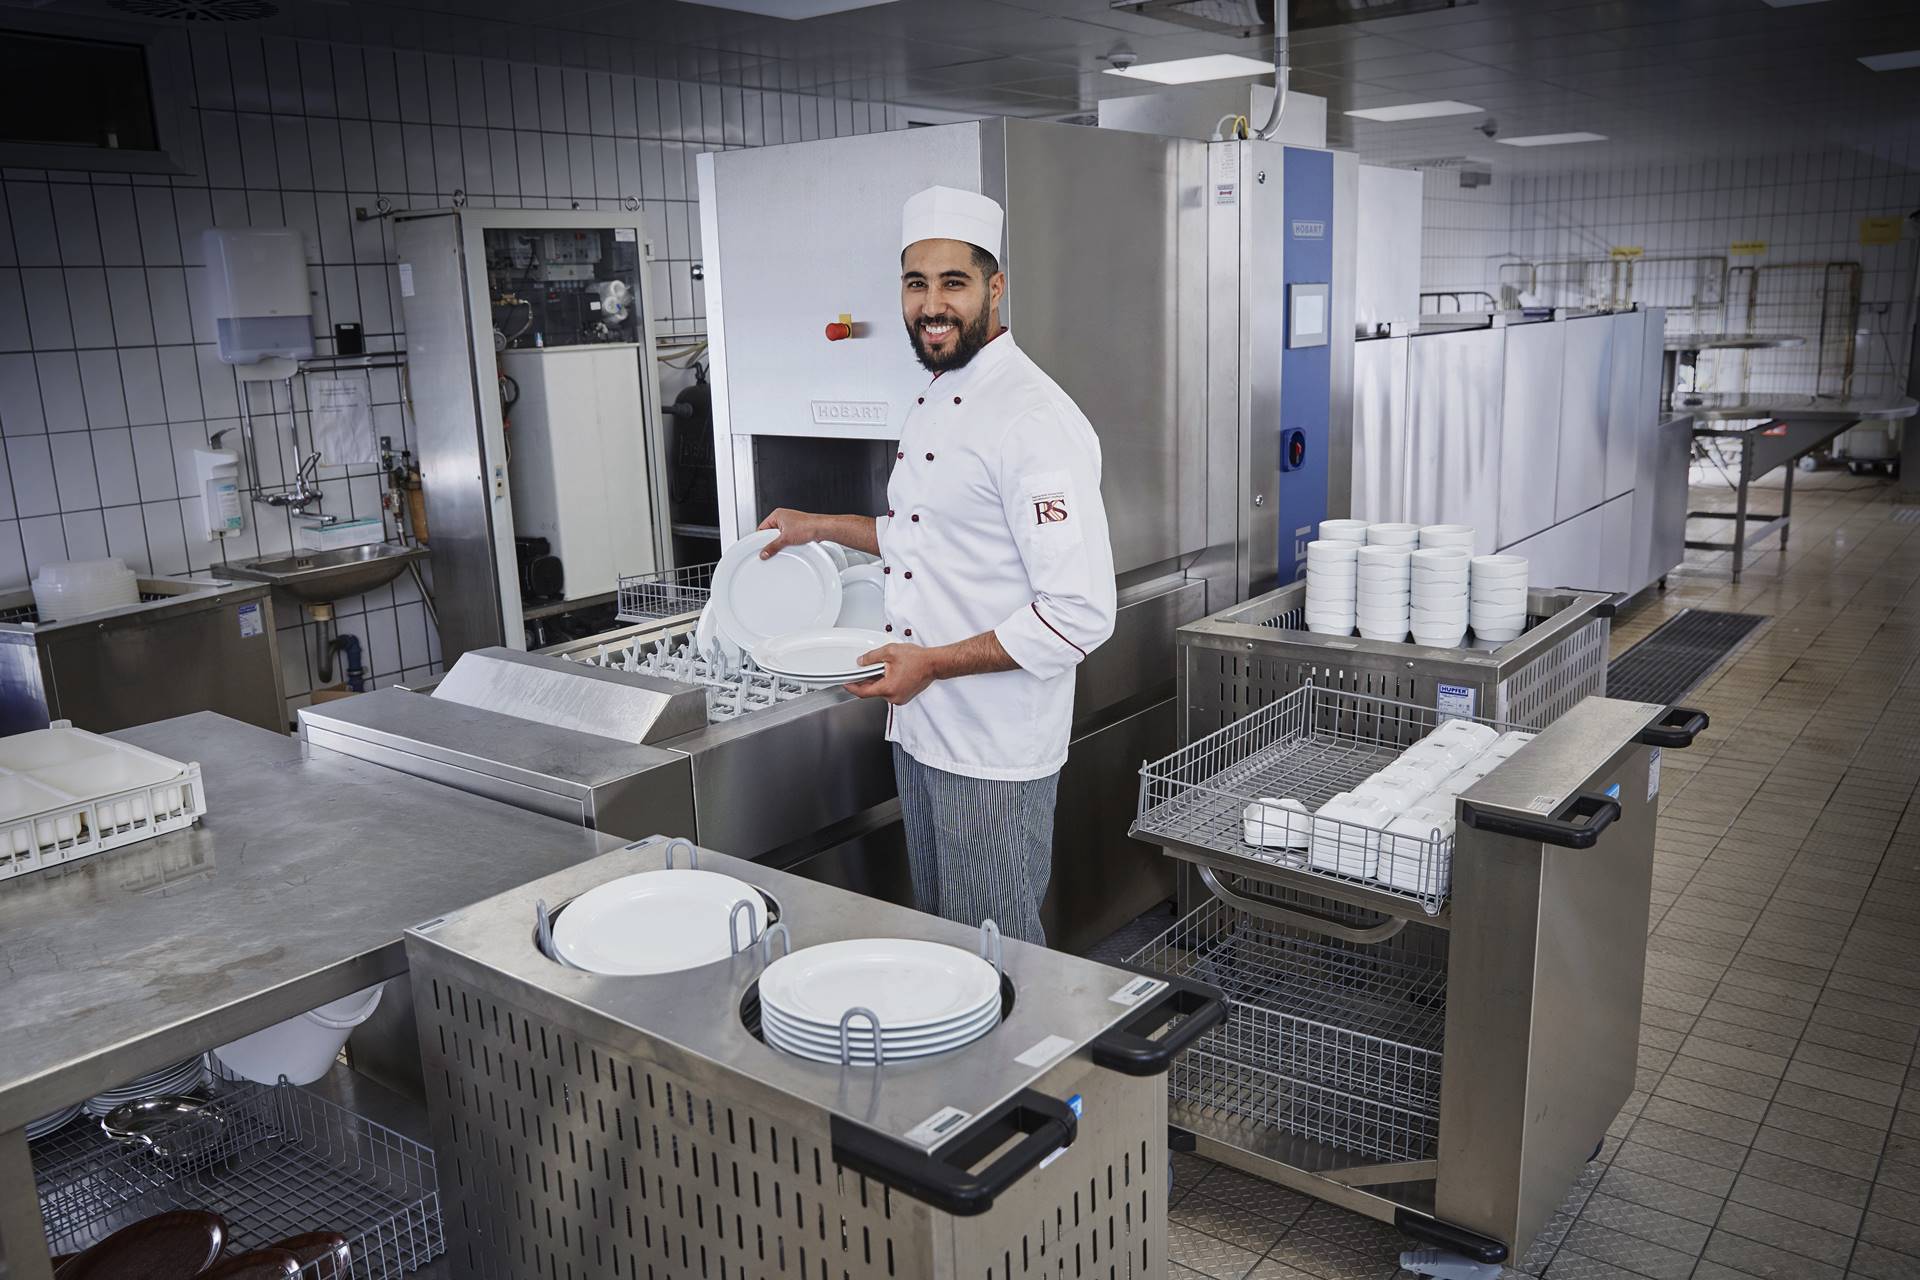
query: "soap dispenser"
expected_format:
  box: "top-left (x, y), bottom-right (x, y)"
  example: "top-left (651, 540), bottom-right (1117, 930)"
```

top-left (192, 448), bottom-right (245, 539)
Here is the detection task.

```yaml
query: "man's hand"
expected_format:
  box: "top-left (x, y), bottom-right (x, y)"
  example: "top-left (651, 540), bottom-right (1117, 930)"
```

top-left (757, 509), bottom-right (819, 557)
top-left (845, 643), bottom-right (940, 705)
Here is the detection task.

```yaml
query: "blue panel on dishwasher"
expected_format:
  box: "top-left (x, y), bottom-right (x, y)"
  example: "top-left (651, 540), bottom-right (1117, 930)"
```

top-left (1279, 146), bottom-right (1333, 584)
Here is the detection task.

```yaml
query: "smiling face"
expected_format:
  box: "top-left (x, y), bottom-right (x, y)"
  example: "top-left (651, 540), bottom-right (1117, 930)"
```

top-left (900, 238), bottom-right (1004, 372)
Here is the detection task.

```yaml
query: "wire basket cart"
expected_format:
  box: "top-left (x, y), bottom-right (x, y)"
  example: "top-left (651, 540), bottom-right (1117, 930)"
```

top-left (613, 561), bottom-right (715, 623)
top-left (31, 1081), bottom-right (442, 1278)
top-left (1127, 689), bottom-right (1706, 1266)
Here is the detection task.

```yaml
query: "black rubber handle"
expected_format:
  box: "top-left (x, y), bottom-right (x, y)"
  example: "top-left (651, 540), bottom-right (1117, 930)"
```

top-left (1635, 705), bottom-right (1708, 748)
top-left (829, 1089), bottom-right (1077, 1217)
top-left (1459, 791), bottom-right (1621, 850)
top-left (1090, 971), bottom-right (1229, 1077)
top-left (1394, 1209), bottom-right (1509, 1264)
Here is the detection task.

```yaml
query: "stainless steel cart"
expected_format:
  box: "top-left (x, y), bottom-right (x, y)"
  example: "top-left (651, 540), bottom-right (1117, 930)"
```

top-left (404, 836), bottom-right (1226, 1280)
top-left (1176, 583), bottom-right (1612, 744)
top-left (1128, 685), bottom-right (1706, 1264)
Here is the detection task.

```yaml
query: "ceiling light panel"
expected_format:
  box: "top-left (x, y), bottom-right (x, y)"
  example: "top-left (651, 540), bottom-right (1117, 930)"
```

top-left (1346, 100), bottom-right (1484, 122)
top-left (1859, 50), bottom-right (1920, 72)
top-left (1102, 54), bottom-right (1276, 85)
top-left (1496, 131), bottom-right (1608, 147)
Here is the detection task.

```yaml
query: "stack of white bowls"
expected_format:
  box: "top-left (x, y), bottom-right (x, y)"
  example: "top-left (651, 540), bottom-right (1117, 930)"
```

top-left (1469, 555), bottom-right (1529, 642)
top-left (31, 558), bottom-right (139, 622)
top-left (1355, 544), bottom-right (1412, 641)
top-left (1304, 540), bottom-right (1359, 635)
top-left (1409, 548), bottom-right (1470, 647)
top-left (1418, 524), bottom-right (1476, 553)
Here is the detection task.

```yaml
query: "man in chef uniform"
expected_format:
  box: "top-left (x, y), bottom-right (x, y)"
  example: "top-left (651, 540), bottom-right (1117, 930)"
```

top-left (758, 186), bottom-right (1116, 946)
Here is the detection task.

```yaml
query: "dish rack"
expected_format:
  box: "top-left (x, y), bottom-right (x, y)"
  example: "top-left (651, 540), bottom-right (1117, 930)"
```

top-left (563, 628), bottom-right (817, 722)
top-left (0, 721), bottom-right (206, 882)
top-left (1132, 896), bottom-right (1446, 1164)
top-left (614, 561), bottom-right (715, 623)
top-left (1135, 684), bottom-right (1523, 917)
top-left (31, 1080), bottom-right (442, 1279)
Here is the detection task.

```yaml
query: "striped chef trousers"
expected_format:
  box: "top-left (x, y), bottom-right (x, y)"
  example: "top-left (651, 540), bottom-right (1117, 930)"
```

top-left (892, 745), bottom-right (1059, 946)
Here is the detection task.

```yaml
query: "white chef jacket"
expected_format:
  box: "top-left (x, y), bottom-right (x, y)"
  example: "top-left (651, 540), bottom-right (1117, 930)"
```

top-left (874, 332), bottom-right (1117, 781)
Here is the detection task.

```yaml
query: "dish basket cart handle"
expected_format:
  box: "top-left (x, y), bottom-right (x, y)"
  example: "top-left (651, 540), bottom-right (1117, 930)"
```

top-left (729, 899), bottom-right (760, 954)
top-left (829, 1089), bottom-right (1078, 1217)
top-left (1090, 970), bottom-right (1229, 1077)
top-left (663, 837), bottom-right (698, 869)
top-left (760, 921), bottom-right (792, 964)
top-left (1459, 792), bottom-right (1620, 850)
top-left (1634, 706), bottom-right (1708, 748)
top-left (1196, 866), bottom-right (1408, 945)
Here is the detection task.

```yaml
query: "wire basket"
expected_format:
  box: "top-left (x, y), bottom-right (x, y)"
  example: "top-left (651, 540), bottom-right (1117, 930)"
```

top-left (1129, 896), bottom-right (1447, 1164)
top-left (1134, 684), bottom-right (1522, 915)
top-left (614, 562), bottom-right (715, 622)
top-left (32, 1081), bottom-right (442, 1279)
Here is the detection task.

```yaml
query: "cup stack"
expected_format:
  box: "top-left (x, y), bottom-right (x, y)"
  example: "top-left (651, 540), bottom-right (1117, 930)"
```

top-left (1469, 554), bottom-right (1529, 642)
top-left (1304, 539), bottom-right (1359, 635)
top-left (1409, 547), bottom-right (1470, 646)
top-left (1418, 524), bottom-right (1475, 552)
top-left (1318, 518), bottom-right (1370, 545)
top-left (1364, 522), bottom-right (1419, 549)
top-left (1355, 544), bottom-right (1411, 641)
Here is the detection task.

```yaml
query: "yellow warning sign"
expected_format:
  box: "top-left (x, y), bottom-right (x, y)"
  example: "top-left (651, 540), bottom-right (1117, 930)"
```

top-left (1861, 216), bottom-right (1903, 246)
top-left (1609, 246), bottom-right (1644, 259)
top-left (1729, 240), bottom-right (1767, 256)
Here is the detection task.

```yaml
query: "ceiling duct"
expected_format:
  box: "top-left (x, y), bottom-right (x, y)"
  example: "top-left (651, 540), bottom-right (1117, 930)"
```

top-left (1110, 0), bottom-right (1472, 34)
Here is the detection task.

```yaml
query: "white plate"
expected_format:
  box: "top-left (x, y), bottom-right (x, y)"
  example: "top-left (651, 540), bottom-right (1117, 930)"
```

top-left (759, 938), bottom-right (1000, 1030)
top-left (752, 627), bottom-right (889, 681)
top-left (835, 564), bottom-right (885, 630)
top-left (818, 542), bottom-right (851, 573)
top-left (554, 869), bottom-right (765, 975)
top-left (765, 1022), bottom-right (989, 1063)
top-left (710, 530), bottom-right (844, 652)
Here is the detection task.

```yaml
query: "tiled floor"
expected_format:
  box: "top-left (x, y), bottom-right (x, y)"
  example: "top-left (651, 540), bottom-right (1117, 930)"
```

top-left (1164, 468), bottom-right (1920, 1279)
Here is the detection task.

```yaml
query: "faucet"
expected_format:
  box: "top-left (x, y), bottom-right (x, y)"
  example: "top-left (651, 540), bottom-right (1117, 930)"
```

top-left (259, 451), bottom-right (333, 522)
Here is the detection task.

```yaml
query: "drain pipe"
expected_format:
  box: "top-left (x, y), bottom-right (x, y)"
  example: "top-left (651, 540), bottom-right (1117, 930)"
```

top-left (1252, 0), bottom-right (1292, 140)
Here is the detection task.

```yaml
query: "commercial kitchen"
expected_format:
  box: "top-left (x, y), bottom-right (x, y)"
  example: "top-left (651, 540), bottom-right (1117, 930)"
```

top-left (2, 1), bottom-right (1918, 1278)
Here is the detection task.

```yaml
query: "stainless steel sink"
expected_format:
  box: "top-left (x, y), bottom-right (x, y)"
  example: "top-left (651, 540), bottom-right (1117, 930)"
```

top-left (226, 543), bottom-right (429, 604)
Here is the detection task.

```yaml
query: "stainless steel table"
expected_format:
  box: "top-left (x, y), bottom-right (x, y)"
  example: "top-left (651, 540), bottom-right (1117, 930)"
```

top-left (1677, 395), bottom-right (1919, 581)
top-left (0, 712), bottom-right (619, 1280)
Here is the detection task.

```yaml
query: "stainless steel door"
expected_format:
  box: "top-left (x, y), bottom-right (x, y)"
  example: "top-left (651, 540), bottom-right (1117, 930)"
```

top-left (1497, 321), bottom-right (1566, 548)
top-left (1406, 327), bottom-right (1504, 554)
top-left (1554, 315), bottom-right (1612, 523)
top-left (1604, 311), bottom-right (1646, 500)
top-left (1351, 336), bottom-right (1409, 522)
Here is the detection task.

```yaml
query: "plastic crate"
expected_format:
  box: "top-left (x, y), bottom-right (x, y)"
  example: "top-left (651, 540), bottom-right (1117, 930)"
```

top-left (0, 720), bottom-right (205, 881)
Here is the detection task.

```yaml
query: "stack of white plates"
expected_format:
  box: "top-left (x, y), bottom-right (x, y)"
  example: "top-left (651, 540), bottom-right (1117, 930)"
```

top-left (1469, 555), bottom-right (1529, 642)
top-left (1317, 519), bottom-right (1370, 545)
top-left (704, 530), bottom-right (844, 657)
top-left (759, 938), bottom-right (1001, 1065)
top-left (1355, 544), bottom-right (1411, 641)
top-left (751, 627), bottom-right (887, 685)
top-left (85, 1056), bottom-right (206, 1117)
top-left (552, 869), bottom-right (768, 975)
top-left (26, 1102), bottom-right (83, 1141)
top-left (835, 564), bottom-right (885, 630)
top-left (1303, 540), bottom-right (1358, 635)
top-left (1409, 547), bottom-right (1470, 647)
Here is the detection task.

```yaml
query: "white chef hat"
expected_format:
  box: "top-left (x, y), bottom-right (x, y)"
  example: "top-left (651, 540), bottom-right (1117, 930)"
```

top-left (901, 185), bottom-right (1004, 259)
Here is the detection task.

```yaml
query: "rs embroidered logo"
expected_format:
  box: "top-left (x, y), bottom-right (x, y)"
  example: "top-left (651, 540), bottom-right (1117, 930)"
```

top-left (1034, 497), bottom-right (1069, 525)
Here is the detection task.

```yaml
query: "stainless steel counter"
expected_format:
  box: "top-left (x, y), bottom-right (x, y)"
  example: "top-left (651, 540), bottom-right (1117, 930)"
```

top-left (0, 712), bottom-right (617, 1279)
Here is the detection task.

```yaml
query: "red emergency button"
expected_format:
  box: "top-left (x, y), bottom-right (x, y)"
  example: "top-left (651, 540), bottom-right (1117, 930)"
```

top-left (824, 312), bottom-right (854, 341)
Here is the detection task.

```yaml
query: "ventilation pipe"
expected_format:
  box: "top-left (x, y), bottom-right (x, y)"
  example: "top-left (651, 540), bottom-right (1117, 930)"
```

top-left (1253, 0), bottom-right (1291, 140)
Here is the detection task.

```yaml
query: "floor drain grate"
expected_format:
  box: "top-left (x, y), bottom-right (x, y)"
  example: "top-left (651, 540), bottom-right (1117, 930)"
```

top-left (1609, 609), bottom-right (1768, 706)
top-left (1895, 507), bottom-right (1920, 524)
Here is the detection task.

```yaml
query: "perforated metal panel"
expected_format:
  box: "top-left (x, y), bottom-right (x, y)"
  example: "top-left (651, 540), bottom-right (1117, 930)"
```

top-left (414, 970), bottom-right (1167, 1280)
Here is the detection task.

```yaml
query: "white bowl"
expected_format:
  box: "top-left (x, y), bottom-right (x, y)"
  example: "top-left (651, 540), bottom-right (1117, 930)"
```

top-left (1306, 617), bottom-right (1355, 636)
top-left (1473, 624), bottom-right (1524, 643)
top-left (1412, 630), bottom-right (1467, 649)
top-left (1306, 564), bottom-right (1358, 583)
top-left (1365, 523), bottom-right (1420, 547)
top-left (1418, 525), bottom-right (1475, 548)
top-left (215, 985), bottom-right (386, 1087)
top-left (1470, 593), bottom-right (1528, 612)
top-left (1307, 577), bottom-right (1357, 596)
top-left (1412, 578), bottom-right (1468, 596)
top-left (1357, 541), bottom-right (1411, 563)
top-left (1306, 538), bottom-right (1360, 560)
top-left (1410, 546), bottom-right (1470, 569)
top-left (1470, 554), bottom-right (1528, 577)
top-left (1356, 612), bottom-right (1411, 632)
top-left (1317, 519), bottom-right (1370, 544)
top-left (1357, 623), bottom-right (1409, 642)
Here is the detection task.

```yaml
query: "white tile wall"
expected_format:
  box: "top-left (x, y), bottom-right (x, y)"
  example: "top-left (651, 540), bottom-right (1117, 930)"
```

top-left (1418, 146), bottom-right (1920, 400)
top-left (0, 30), bottom-right (900, 726)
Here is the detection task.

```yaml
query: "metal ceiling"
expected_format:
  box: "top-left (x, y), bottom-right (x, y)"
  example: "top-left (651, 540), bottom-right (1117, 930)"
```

top-left (46, 0), bottom-right (1920, 172)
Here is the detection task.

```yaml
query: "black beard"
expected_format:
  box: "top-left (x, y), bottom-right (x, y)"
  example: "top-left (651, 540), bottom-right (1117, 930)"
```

top-left (906, 304), bottom-right (993, 372)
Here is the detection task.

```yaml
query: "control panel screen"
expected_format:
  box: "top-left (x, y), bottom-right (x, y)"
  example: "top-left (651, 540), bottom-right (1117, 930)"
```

top-left (483, 226), bottom-right (643, 350)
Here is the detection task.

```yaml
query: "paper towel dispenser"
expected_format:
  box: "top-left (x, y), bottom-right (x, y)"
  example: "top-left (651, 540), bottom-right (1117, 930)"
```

top-left (203, 227), bottom-right (314, 365)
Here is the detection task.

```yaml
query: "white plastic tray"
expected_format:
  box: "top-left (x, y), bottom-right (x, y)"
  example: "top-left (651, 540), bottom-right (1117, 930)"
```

top-left (0, 721), bottom-right (205, 881)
